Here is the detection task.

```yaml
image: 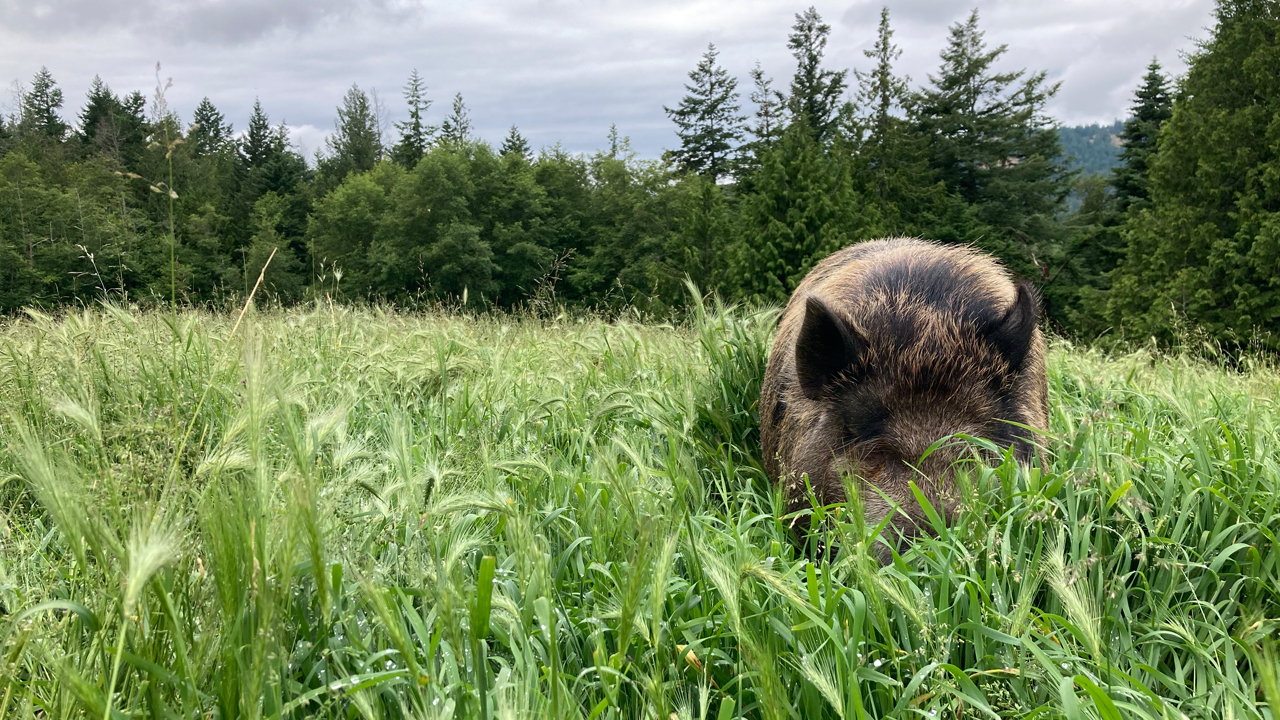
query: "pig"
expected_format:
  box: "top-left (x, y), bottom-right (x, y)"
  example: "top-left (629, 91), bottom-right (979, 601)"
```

top-left (759, 238), bottom-right (1048, 557)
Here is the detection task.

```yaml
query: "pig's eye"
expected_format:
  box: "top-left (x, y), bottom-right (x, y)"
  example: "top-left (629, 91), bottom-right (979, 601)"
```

top-left (850, 446), bottom-right (891, 471)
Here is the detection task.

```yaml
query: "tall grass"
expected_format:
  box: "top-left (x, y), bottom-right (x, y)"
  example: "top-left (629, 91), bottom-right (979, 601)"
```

top-left (0, 299), bottom-right (1276, 719)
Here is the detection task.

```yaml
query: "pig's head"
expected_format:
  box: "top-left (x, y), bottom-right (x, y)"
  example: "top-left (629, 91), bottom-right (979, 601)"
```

top-left (788, 282), bottom-right (1041, 549)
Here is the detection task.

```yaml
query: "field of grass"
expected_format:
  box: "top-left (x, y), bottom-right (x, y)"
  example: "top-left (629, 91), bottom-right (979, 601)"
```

top-left (0, 300), bottom-right (1277, 719)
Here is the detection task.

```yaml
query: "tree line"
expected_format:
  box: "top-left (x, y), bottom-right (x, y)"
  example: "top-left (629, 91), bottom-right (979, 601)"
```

top-left (2, 1), bottom-right (1277, 350)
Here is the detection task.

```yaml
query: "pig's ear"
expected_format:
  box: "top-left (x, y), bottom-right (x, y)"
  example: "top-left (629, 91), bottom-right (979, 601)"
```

top-left (985, 281), bottom-right (1038, 371)
top-left (796, 296), bottom-right (866, 400)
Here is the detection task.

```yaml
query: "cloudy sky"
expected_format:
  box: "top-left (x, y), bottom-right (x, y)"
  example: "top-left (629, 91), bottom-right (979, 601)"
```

top-left (0, 0), bottom-right (1216, 159)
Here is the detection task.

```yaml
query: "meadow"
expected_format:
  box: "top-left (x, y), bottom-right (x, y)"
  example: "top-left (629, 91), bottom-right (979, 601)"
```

top-left (0, 298), bottom-right (1276, 719)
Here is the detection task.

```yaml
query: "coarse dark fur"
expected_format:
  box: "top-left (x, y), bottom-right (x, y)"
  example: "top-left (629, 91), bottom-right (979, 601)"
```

top-left (760, 238), bottom-right (1048, 558)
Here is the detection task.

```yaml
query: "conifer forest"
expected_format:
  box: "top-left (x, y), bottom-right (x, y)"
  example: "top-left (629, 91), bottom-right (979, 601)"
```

top-left (0, 2), bottom-right (1273, 351)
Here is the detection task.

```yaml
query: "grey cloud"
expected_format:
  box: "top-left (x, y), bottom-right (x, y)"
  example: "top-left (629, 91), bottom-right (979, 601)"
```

top-left (0, 0), bottom-right (402, 45)
top-left (0, 0), bottom-right (1216, 157)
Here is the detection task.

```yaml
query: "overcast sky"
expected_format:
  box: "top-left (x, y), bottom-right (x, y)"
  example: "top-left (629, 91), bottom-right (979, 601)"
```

top-left (0, 0), bottom-right (1216, 159)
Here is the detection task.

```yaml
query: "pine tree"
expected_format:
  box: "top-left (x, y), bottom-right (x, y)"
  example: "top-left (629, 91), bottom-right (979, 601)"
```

top-left (21, 67), bottom-right (68, 141)
top-left (912, 9), bottom-right (1071, 280)
top-left (1111, 59), bottom-right (1173, 213)
top-left (664, 43), bottom-right (745, 180)
top-left (189, 97), bottom-right (233, 156)
top-left (439, 93), bottom-right (471, 146)
top-left (391, 70), bottom-right (435, 168)
top-left (500, 125), bottom-right (531, 160)
top-left (320, 84), bottom-right (382, 189)
top-left (786, 7), bottom-right (848, 143)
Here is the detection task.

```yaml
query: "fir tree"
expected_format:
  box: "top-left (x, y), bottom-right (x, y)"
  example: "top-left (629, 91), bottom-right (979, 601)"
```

top-left (731, 118), bottom-right (870, 303)
top-left (735, 63), bottom-right (785, 179)
top-left (391, 69), bottom-right (435, 168)
top-left (1111, 59), bottom-right (1173, 213)
top-left (748, 62), bottom-right (784, 144)
top-left (240, 100), bottom-right (275, 169)
top-left (1059, 61), bottom-right (1173, 336)
top-left (21, 67), bottom-right (68, 141)
top-left (78, 78), bottom-right (118, 142)
top-left (500, 124), bottom-right (531, 160)
top-left (439, 93), bottom-right (472, 146)
top-left (320, 84), bottom-right (382, 189)
top-left (664, 43), bottom-right (745, 180)
top-left (1108, 0), bottom-right (1280, 349)
top-left (856, 8), bottom-right (909, 152)
top-left (189, 97), bottom-right (233, 156)
top-left (117, 91), bottom-right (148, 167)
top-left (786, 7), bottom-right (848, 143)
top-left (913, 9), bottom-right (1071, 279)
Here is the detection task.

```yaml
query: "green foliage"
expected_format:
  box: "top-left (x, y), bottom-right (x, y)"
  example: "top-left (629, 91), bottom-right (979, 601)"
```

top-left (308, 161), bottom-right (403, 296)
top-left (391, 69), bottom-right (435, 169)
top-left (1108, 0), bottom-right (1280, 349)
top-left (730, 120), bottom-right (874, 304)
top-left (1, 0), bottom-right (1274, 358)
top-left (317, 84), bottom-right (383, 194)
top-left (1111, 61), bottom-right (1173, 214)
top-left (439, 93), bottom-right (472, 148)
top-left (785, 7), bottom-right (847, 143)
top-left (851, 8), bottom-right (982, 245)
top-left (20, 66), bottom-right (69, 143)
top-left (912, 10), bottom-right (1072, 281)
top-left (499, 124), bottom-right (531, 161)
top-left (665, 43), bottom-right (746, 181)
top-left (0, 304), bottom-right (1276, 719)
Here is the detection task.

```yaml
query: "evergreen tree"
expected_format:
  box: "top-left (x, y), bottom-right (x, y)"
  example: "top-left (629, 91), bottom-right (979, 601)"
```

top-left (391, 70), bottom-right (435, 168)
top-left (1111, 59), bottom-right (1173, 213)
top-left (748, 62), bottom-right (784, 144)
top-left (730, 118), bottom-right (871, 303)
top-left (500, 124), bottom-right (531, 160)
top-left (116, 91), bottom-right (148, 168)
top-left (735, 63), bottom-right (785, 179)
top-left (240, 101), bottom-right (276, 169)
top-left (853, 7), bottom-right (913, 225)
top-left (243, 191), bottom-right (306, 301)
top-left (856, 8), bottom-right (909, 154)
top-left (78, 77), bottom-right (120, 150)
top-left (1059, 61), bottom-right (1173, 337)
top-left (439, 93), bottom-right (471, 146)
top-left (20, 67), bottom-right (68, 142)
top-left (1108, 0), bottom-right (1280, 349)
top-left (786, 7), bottom-right (848, 143)
top-left (189, 97), bottom-right (233, 156)
top-left (668, 173), bottom-right (732, 294)
top-left (913, 9), bottom-right (1071, 280)
top-left (664, 43), bottom-right (745, 180)
top-left (235, 100), bottom-right (311, 257)
top-left (319, 84), bottom-right (382, 191)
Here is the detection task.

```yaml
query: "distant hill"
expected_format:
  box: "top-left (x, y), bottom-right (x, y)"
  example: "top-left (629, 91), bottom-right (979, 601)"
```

top-left (1058, 120), bottom-right (1125, 176)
